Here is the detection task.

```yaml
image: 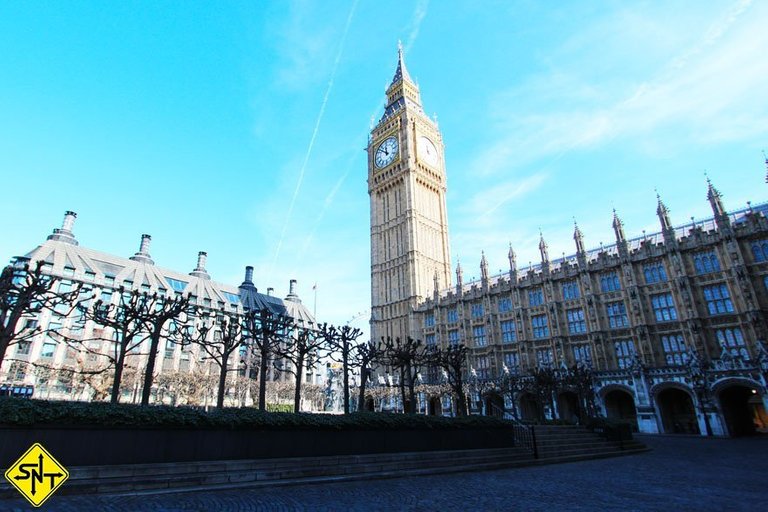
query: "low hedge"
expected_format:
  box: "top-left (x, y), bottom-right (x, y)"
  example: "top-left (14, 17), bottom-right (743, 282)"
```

top-left (0, 398), bottom-right (513, 431)
top-left (584, 416), bottom-right (632, 430)
top-left (265, 403), bottom-right (294, 413)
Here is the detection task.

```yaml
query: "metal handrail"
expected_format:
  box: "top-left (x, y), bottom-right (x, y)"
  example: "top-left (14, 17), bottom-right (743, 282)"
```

top-left (488, 402), bottom-right (538, 459)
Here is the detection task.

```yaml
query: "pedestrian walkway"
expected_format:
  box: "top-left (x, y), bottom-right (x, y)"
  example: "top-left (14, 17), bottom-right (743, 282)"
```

top-left (1, 435), bottom-right (765, 511)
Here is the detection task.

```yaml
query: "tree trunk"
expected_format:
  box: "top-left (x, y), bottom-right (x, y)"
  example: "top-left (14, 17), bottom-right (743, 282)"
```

top-left (357, 366), bottom-right (368, 412)
top-left (0, 310), bottom-right (22, 368)
top-left (0, 337), bottom-right (9, 374)
top-left (454, 377), bottom-right (466, 417)
top-left (140, 330), bottom-right (161, 406)
top-left (216, 358), bottom-right (228, 409)
top-left (110, 344), bottom-right (127, 403)
top-left (293, 352), bottom-right (304, 414)
top-left (340, 347), bottom-right (349, 414)
top-left (399, 367), bottom-right (407, 413)
top-left (258, 348), bottom-right (269, 412)
top-left (407, 371), bottom-right (417, 414)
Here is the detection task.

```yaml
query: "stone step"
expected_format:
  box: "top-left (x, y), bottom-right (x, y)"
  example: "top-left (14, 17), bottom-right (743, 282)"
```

top-left (84, 450), bottom-right (531, 488)
top-left (19, 447), bottom-right (536, 497)
top-left (70, 446), bottom-right (531, 480)
top-left (89, 446), bottom-right (651, 498)
top-left (536, 435), bottom-right (627, 444)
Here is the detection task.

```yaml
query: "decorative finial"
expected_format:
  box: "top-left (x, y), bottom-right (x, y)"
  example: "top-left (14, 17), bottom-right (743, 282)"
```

top-left (763, 150), bottom-right (768, 183)
top-left (397, 39), bottom-right (404, 56)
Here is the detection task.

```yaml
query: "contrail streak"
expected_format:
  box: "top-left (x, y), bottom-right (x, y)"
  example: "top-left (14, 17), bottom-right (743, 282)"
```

top-left (297, 100), bottom-right (384, 259)
top-left (297, 1), bottom-right (431, 258)
top-left (405, 0), bottom-right (429, 52)
top-left (271, 0), bottom-right (359, 272)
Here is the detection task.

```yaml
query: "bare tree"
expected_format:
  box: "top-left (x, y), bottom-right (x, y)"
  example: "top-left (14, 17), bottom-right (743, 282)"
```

top-left (355, 338), bottom-right (384, 412)
top-left (384, 336), bottom-right (428, 414)
top-left (139, 293), bottom-right (190, 406)
top-left (264, 380), bottom-right (295, 407)
top-left (426, 343), bottom-right (470, 416)
top-left (302, 383), bottom-right (325, 412)
top-left (275, 325), bottom-right (325, 413)
top-left (243, 308), bottom-right (294, 412)
top-left (77, 288), bottom-right (150, 403)
top-left (0, 259), bottom-right (87, 369)
top-left (187, 313), bottom-right (244, 409)
top-left (227, 374), bottom-right (252, 407)
top-left (73, 352), bottom-right (113, 401)
top-left (323, 324), bottom-right (363, 414)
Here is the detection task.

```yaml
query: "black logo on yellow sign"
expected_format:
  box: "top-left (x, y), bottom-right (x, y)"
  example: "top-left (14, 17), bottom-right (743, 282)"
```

top-left (4, 443), bottom-right (69, 507)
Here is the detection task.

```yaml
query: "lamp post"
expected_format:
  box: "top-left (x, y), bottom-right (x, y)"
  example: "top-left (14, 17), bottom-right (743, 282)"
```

top-left (688, 357), bottom-right (713, 437)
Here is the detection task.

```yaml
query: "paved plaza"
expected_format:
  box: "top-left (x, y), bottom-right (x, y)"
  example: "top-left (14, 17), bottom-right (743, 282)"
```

top-left (1, 435), bottom-right (766, 511)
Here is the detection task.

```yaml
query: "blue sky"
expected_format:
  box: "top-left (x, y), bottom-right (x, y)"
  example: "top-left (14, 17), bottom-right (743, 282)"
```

top-left (1, 1), bottom-right (766, 335)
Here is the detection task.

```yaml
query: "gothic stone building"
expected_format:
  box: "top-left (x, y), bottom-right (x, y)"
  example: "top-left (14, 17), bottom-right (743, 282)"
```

top-left (1, 211), bottom-right (319, 405)
top-left (369, 47), bottom-right (768, 436)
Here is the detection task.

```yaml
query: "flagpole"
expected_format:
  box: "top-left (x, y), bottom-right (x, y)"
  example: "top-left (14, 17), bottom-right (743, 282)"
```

top-left (313, 283), bottom-right (317, 319)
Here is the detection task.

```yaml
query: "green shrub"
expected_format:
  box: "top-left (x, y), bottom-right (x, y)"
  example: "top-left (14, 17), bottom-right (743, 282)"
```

top-left (265, 403), bottom-right (293, 413)
top-left (0, 398), bottom-right (514, 431)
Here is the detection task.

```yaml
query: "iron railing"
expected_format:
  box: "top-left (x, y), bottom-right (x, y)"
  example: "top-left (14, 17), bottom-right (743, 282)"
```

top-left (488, 402), bottom-right (538, 459)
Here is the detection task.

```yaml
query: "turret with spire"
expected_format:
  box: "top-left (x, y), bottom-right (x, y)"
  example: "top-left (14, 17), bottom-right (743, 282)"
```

top-left (480, 251), bottom-right (489, 283)
top-left (508, 243), bottom-right (517, 281)
top-left (612, 209), bottom-right (626, 243)
top-left (706, 176), bottom-right (730, 230)
top-left (613, 209), bottom-right (629, 257)
top-left (656, 191), bottom-right (675, 244)
top-left (539, 231), bottom-right (549, 264)
top-left (573, 220), bottom-right (587, 267)
top-left (382, 41), bottom-right (423, 121)
top-left (573, 220), bottom-right (586, 255)
top-left (763, 150), bottom-right (767, 184)
top-left (456, 260), bottom-right (463, 294)
top-left (707, 176), bottom-right (732, 235)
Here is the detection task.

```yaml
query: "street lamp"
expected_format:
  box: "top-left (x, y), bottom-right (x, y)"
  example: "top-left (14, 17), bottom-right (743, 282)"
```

top-left (688, 357), bottom-right (713, 437)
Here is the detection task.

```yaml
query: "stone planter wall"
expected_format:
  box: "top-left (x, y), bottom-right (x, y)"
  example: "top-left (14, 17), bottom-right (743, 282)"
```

top-left (0, 426), bottom-right (516, 467)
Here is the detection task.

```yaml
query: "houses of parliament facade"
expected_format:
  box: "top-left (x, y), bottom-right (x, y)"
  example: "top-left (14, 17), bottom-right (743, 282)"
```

top-left (368, 46), bottom-right (768, 437)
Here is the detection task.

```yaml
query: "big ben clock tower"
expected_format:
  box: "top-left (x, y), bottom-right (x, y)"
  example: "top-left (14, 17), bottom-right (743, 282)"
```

top-left (368, 43), bottom-right (452, 343)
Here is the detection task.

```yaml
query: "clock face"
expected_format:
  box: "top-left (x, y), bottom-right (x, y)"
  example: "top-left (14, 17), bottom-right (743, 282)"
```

top-left (375, 136), bottom-right (399, 168)
top-left (418, 136), bottom-right (439, 166)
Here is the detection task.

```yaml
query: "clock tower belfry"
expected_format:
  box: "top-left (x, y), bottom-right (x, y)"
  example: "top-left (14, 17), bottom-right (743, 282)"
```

top-left (368, 44), bottom-right (452, 343)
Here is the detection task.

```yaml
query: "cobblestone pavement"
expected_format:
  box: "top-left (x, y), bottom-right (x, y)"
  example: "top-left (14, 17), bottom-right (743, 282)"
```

top-left (1, 435), bottom-right (766, 511)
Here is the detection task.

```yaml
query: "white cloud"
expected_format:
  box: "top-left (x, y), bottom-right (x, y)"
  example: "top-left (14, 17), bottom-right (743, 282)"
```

top-left (466, 172), bottom-right (549, 218)
top-left (470, 0), bottom-right (768, 179)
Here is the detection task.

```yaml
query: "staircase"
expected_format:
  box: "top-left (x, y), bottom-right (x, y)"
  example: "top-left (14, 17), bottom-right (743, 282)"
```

top-left (0, 426), bottom-right (647, 497)
top-left (533, 424), bottom-right (647, 463)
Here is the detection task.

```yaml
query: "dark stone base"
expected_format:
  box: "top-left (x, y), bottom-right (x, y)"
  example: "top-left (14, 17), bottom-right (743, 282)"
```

top-left (0, 426), bottom-right (516, 466)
